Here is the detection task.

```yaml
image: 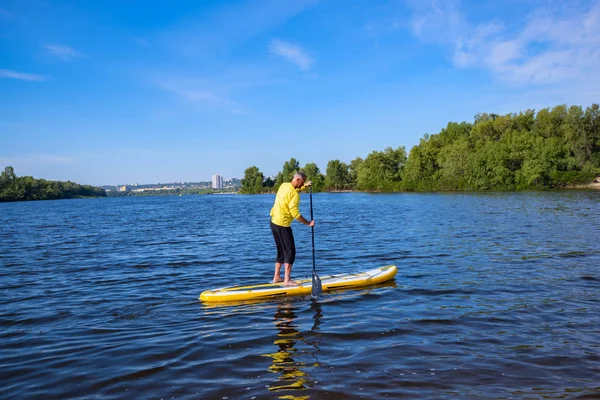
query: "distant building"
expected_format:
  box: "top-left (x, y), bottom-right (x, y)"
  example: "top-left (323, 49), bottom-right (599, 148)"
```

top-left (118, 185), bottom-right (128, 192)
top-left (212, 174), bottom-right (223, 189)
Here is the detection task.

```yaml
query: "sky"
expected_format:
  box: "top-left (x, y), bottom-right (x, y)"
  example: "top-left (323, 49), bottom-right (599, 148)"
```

top-left (1, 0), bottom-right (599, 186)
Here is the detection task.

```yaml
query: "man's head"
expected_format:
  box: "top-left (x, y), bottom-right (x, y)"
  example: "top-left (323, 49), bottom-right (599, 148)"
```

top-left (291, 171), bottom-right (307, 188)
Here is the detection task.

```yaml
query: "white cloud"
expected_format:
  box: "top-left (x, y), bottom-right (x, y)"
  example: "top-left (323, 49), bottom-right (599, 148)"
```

top-left (44, 44), bottom-right (82, 61)
top-left (269, 39), bottom-right (314, 70)
top-left (0, 69), bottom-right (46, 81)
top-left (409, 0), bottom-right (600, 86)
top-left (409, 0), bottom-right (465, 41)
top-left (452, 21), bottom-right (504, 67)
top-left (162, 0), bottom-right (319, 59)
top-left (158, 78), bottom-right (245, 113)
top-left (155, 67), bottom-right (280, 112)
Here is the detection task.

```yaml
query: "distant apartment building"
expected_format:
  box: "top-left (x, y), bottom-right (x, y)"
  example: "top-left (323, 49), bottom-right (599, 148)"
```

top-left (212, 174), bottom-right (224, 189)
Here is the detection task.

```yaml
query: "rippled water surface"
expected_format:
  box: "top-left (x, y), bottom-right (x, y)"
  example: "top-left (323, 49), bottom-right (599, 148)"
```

top-left (1, 192), bottom-right (600, 399)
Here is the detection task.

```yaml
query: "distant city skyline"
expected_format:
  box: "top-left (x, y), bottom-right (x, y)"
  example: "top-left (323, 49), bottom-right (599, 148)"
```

top-left (212, 174), bottom-right (224, 190)
top-left (103, 176), bottom-right (239, 187)
top-left (2, 0), bottom-right (599, 186)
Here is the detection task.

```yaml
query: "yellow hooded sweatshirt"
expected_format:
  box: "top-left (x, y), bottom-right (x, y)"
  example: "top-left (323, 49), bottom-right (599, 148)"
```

top-left (270, 182), bottom-right (306, 227)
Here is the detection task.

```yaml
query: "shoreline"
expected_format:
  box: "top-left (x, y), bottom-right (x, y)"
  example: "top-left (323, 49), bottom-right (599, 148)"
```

top-left (569, 178), bottom-right (600, 190)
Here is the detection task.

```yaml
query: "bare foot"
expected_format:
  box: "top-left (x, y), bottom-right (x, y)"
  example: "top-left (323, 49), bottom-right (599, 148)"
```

top-left (272, 278), bottom-right (283, 284)
top-left (284, 280), bottom-right (299, 287)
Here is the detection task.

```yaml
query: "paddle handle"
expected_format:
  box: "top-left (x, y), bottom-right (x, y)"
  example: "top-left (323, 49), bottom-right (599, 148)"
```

top-left (310, 186), bottom-right (316, 273)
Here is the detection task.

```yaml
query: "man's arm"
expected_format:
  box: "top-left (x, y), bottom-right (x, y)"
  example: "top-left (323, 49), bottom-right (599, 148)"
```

top-left (297, 180), bottom-right (313, 192)
top-left (288, 202), bottom-right (314, 226)
top-left (298, 181), bottom-right (314, 226)
top-left (296, 215), bottom-right (314, 227)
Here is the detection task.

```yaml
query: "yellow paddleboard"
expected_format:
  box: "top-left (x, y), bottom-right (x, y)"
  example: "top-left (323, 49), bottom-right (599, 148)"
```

top-left (200, 265), bottom-right (397, 302)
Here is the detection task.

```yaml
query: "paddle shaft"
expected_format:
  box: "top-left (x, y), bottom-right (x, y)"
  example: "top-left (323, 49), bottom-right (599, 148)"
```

top-left (309, 186), bottom-right (316, 273)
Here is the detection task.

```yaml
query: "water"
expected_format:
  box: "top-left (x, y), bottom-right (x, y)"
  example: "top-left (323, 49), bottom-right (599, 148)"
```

top-left (1, 192), bottom-right (599, 399)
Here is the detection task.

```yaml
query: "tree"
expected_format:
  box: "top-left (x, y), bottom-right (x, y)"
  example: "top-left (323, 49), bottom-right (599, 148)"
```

top-left (240, 166), bottom-right (265, 194)
top-left (302, 162), bottom-right (325, 192)
top-left (437, 137), bottom-right (471, 190)
top-left (240, 103), bottom-right (600, 193)
top-left (402, 136), bottom-right (442, 191)
top-left (0, 166), bottom-right (106, 202)
top-left (325, 159), bottom-right (350, 191)
top-left (275, 158), bottom-right (300, 190)
top-left (533, 105), bottom-right (567, 139)
top-left (282, 158), bottom-right (300, 181)
top-left (263, 176), bottom-right (275, 189)
top-left (348, 157), bottom-right (363, 189)
top-left (356, 146), bottom-right (406, 191)
top-left (584, 103), bottom-right (600, 166)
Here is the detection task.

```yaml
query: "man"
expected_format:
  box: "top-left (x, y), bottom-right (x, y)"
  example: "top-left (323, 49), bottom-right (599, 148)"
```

top-left (270, 172), bottom-right (315, 286)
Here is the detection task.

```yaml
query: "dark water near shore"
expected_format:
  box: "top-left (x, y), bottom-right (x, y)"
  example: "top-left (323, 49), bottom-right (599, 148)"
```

top-left (1, 191), bottom-right (599, 399)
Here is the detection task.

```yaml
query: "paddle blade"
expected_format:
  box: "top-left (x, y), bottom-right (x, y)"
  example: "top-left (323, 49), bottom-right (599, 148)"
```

top-left (311, 271), bottom-right (322, 297)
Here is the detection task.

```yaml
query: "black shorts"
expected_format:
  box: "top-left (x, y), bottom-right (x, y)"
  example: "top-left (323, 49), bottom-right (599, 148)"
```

top-left (270, 221), bottom-right (296, 265)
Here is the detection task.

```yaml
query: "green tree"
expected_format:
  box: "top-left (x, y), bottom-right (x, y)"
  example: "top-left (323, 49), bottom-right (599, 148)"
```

top-left (325, 159), bottom-right (350, 191)
top-left (1, 166), bottom-right (106, 202)
top-left (533, 105), bottom-right (567, 139)
top-left (584, 104), bottom-right (600, 166)
top-left (356, 146), bottom-right (406, 191)
top-left (402, 136), bottom-right (442, 191)
top-left (263, 176), bottom-right (275, 189)
top-left (240, 166), bottom-right (265, 194)
top-left (275, 158), bottom-right (300, 190)
top-left (437, 137), bottom-right (471, 190)
top-left (240, 103), bottom-right (600, 193)
top-left (302, 162), bottom-right (325, 192)
top-left (348, 157), bottom-right (363, 189)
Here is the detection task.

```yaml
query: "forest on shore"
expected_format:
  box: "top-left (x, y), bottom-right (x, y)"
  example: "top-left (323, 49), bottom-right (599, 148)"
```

top-left (241, 104), bottom-right (600, 193)
top-left (0, 167), bottom-right (106, 202)
top-left (4, 103), bottom-right (599, 201)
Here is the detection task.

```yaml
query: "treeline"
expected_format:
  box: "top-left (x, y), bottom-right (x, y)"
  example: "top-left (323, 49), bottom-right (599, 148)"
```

top-left (241, 104), bottom-right (600, 193)
top-left (0, 167), bottom-right (106, 202)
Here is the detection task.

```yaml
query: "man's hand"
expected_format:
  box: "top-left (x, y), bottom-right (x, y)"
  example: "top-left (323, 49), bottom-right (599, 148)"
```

top-left (305, 180), bottom-right (312, 187)
top-left (309, 220), bottom-right (315, 227)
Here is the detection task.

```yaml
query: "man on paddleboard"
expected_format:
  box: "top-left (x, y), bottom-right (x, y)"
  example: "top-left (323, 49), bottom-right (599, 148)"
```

top-left (270, 172), bottom-right (314, 286)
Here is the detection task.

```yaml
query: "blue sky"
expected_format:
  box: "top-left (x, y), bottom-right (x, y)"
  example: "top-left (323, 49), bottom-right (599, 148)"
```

top-left (1, 0), bottom-right (599, 186)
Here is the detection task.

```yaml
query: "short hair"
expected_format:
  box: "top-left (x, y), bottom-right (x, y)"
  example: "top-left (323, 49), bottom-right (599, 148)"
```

top-left (293, 171), bottom-right (307, 180)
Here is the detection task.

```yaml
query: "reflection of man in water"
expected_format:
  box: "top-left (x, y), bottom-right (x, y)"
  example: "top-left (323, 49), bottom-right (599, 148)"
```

top-left (262, 301), bottom-right (322, 396)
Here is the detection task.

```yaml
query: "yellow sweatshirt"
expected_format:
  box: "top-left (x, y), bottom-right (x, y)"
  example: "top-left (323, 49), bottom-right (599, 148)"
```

top-left (270, 182), bottom-right (305, 227)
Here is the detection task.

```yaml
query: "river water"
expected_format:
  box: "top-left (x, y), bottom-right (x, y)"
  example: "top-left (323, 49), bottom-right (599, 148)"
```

top-left (1, 191), bottom-right (599, 399)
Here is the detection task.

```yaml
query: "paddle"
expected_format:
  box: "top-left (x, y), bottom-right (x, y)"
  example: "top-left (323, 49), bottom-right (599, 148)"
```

top-left (309, 186), bottom-right (322, 297)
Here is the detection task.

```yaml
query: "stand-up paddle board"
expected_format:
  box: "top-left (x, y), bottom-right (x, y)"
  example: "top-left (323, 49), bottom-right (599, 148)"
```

top-left (199, 265), bottom-right (397, 302)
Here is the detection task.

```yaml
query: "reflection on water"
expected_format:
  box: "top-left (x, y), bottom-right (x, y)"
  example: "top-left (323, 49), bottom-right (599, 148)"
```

top-left (262, 300), bottom-right (323, 399)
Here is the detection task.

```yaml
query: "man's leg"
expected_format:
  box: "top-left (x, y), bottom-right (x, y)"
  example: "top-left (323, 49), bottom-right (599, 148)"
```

top-left (283, 263), bottom-right (298, 286)
top-left (273, 263), bottom-right (283, 283)
top-left (278, 225), bottom-right (297, 286)
top-left (271, 221), bottom-right (284, 283)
